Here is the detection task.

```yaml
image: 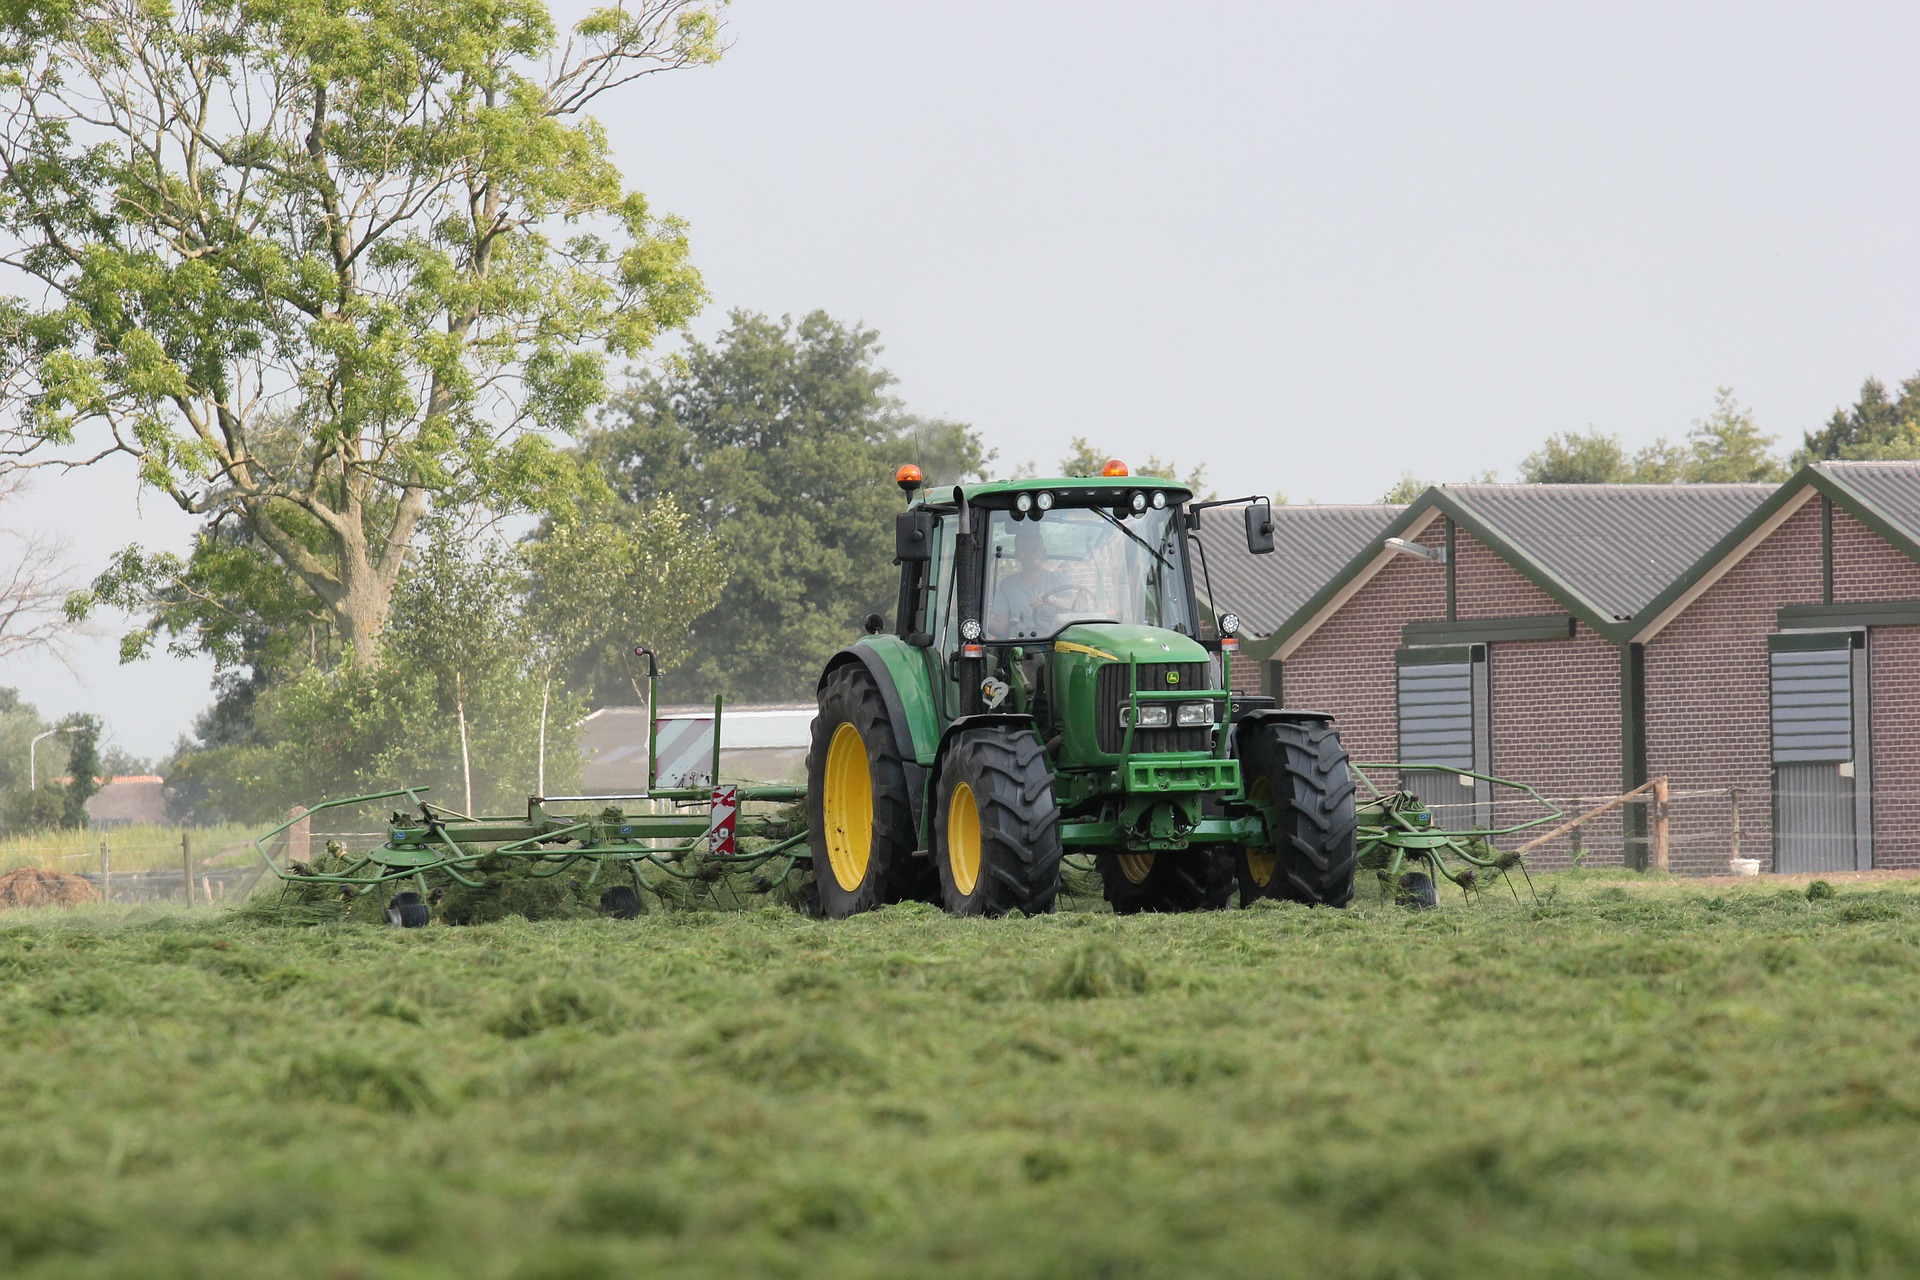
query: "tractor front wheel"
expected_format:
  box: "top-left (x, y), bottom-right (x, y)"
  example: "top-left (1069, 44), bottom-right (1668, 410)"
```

top-left (934, 727), bottom-right (1062, 917)
top-left (807, 665), bottom-right (925, 918)
top-left (1235, 718), bottom-right (1358, 907)
top-left (1096, 850), bottom-right (1235, 913)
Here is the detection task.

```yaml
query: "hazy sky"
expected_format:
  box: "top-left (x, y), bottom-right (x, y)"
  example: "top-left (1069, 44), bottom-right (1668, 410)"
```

top-left (5, 0), bottom-right (1919, 760)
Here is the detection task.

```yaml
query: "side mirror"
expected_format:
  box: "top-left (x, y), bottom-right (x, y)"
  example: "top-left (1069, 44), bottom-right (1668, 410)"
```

top-left (1244, 502), bottom-right (1275, 555)
top-left (895, 509), bottom-right (935, 562)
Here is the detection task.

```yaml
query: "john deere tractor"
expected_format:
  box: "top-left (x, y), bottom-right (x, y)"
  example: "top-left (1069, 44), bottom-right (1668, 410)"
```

top-left (806, 463), bottom-right (1359, 918)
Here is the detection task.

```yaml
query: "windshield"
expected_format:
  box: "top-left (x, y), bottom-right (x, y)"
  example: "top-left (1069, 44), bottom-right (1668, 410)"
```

top-left (983, 507), bottom-right (1194, 642)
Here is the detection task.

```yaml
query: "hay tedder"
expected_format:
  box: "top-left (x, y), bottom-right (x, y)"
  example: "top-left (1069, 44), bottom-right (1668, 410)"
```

top-left (257, 464), bottom-right (1562, 923)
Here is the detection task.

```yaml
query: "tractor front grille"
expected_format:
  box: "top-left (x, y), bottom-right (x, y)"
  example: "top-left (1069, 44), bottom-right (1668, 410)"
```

top-left (1095, 661), bottom-right (1215, 755)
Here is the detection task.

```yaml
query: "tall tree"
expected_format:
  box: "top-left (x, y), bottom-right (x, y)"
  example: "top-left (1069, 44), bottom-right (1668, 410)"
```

top-left (579, 310), bottom-right (989, 702)
top-left (1795, 374), bottom-right (1920, 465)
top-left (0, 0), bottom-right (721, 659)
top-left (59, 714), bottom-right (101, 829)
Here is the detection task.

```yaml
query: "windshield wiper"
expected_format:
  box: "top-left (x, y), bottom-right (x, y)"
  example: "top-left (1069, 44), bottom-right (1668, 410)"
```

top-left (1094, 507), bottom-right (1176, 572)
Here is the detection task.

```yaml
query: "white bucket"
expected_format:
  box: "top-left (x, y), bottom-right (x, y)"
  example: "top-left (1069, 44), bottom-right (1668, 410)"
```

top-left (1730, 857), bottom-right (1762, 877)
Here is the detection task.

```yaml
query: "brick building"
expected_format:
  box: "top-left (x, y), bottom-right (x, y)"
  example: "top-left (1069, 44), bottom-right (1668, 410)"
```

top-left (1626, 462), bottom-right (1920, 872)
top-left (1212, 465), bottom-right (1920, 874)
top-left (1227, 484), bottom-right (1771, 868)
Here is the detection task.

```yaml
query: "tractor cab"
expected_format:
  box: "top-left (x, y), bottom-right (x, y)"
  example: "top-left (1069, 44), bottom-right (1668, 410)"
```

top-left (890, 464), bottom-right (1274, 733)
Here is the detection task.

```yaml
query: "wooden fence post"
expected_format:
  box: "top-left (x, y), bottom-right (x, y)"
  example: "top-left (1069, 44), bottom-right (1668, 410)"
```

top-left (181, 830), bottom-right (194, 906)
top-left (1650, 776), bottom-right (1670, 873)
top-left (1728, 786), bottom-right (1742, 866)
top-left (287, 805), bottom-right (311, 867)
top-left (99, 838), bottom-right (111, 904)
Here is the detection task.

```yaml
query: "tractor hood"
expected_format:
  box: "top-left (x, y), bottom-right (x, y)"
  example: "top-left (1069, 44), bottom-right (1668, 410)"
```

top-left (1053, 623), bottom-right (1211, 667)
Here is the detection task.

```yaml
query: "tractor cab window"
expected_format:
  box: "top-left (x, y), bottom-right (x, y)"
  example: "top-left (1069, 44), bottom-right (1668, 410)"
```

top-left (983, 506), bottom-right (1193, 642)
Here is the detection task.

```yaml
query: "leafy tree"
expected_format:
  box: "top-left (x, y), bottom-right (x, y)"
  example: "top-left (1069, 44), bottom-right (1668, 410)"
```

top-left (580, 310), bottom-right (990, 702)
top-left (387, 528), bottom-right (527, 813)
top-left (523, 500), bottom-right (727, 709)
top-left (2, 0), bottom-right (722, 660)
top-left (4, 783), bottom-right (66, 833)
top-left (1795, 374), bottom-right (1920, 465)
top-left (1683, 390), bottom-right (1788, 482)
top-left (1520, 391), bottom-right (1786, 484)
top-left (59, 714), bottom-right (101, 829)
top-left (0, 688), bottom-right (50, 827)
top-left (169, 541), bottom-right (585, 823)
top-left (1518, 431), bottom-right (1638, 483)
top-left (1379, 474), bottom-right (1428, 503)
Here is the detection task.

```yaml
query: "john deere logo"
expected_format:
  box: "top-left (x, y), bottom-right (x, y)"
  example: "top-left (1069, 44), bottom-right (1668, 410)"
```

top-left (1166, 672), bottom-right (1180, 686)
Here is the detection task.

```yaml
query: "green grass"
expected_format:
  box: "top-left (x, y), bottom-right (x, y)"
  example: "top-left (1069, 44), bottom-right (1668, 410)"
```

top-left (2, 873), bottom-right (1918, 1277)
top-left (0, 822), bottom-right (258, 874)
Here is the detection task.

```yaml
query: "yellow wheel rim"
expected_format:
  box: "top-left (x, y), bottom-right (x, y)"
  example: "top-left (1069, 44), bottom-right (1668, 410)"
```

top-left (948, 782), bottom-right (982, 896)
top-left (823, 722), bottom-right (873, 891)
top-left (1245, 776), bottom-right (1276, 888)
top-left (1118, 852), bottom-right (1155, 884)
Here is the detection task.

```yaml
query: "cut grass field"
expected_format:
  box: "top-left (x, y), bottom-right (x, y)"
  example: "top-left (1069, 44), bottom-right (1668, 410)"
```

top-left (2, 872), bottom-right (1919, 1278)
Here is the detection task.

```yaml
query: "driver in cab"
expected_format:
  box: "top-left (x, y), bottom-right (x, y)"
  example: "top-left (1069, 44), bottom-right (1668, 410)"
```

top-left (989, 526), bottom-right (1079, 639)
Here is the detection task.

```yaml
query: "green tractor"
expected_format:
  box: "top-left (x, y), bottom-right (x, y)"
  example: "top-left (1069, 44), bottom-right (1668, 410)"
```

top-left (806, 463), bottom-right (1359, 918)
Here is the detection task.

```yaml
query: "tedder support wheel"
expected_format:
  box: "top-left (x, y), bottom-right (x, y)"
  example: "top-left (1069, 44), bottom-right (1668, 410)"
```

top-left (1396, 870), bottom-right (1440, 910)
top-left (1234, 718), bottom-right (1358, 907)
top-left (1096, 850), bottom-right (1234, 914)
top-left (807, 664), bottom-right (930, 918)
top-left (934, 726), bottom-right (1062, 917)
top-left (599, 885), bottom-right (643, 919)
top-left (385, 891), bottom-right (430, 928)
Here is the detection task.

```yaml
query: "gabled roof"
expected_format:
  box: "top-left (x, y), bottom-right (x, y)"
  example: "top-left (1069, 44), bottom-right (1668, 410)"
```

top-left (1196, 504), bottom-right (1403, 636)
top-left (1440, 483), bottom-right (1775, 622)
top-left (1250, 481), bottom-right (1774, 659)
top-left (1631, 461), bottom-right (1920, 642)
top-left (1821, 462), bottom-right (1920, 545)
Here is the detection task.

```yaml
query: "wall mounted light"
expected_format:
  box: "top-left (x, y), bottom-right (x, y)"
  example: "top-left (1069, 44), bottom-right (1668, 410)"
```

top-left (1385, 536), bottom-right (1447, 565)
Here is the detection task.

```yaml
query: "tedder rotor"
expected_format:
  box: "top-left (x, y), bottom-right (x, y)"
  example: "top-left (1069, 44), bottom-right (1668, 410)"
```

top-left (255, 463), bottom-right (1562, 924)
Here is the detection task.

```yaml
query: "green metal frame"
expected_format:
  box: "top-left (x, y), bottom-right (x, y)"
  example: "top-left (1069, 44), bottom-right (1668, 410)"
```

top-left (1351, 762), bottom-right (1563, 899)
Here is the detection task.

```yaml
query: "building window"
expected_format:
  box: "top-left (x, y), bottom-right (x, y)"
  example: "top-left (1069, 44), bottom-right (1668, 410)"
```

top-left (1395, 644), bottom-right (1491, 827)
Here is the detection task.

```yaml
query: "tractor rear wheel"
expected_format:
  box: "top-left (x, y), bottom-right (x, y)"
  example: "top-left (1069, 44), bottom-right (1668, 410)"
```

top-left (807, 665), bottom-right (926, 918)
top-left (934, 727), bottom-right (1062, 917)
top-left (1096, 850), bottom-right (1235, 913)
top-left (1235, 718), bottom-right (1358, 907)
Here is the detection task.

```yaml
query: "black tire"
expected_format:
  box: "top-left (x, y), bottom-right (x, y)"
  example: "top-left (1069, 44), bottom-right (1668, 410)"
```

top-left (1396, 870), bottom-right (1439, 910)
top-left (1234, 718), bottom-right (1358, 907)
top-left (806, 664), bottom-right (929, 918)
top-left (933, 726), bottom-right (1062, 917)
top-left (1096, 850), bottom-right (1235, 914)
top-left (385, 891), bottom-right (430, 928)
top-left (600, 885), bottom-right (643, 919)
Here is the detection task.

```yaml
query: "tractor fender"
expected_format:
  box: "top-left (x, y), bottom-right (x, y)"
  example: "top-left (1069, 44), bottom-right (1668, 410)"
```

top-left (1229, 706), bottom-right (1336, 756)
top-left (819, 640), bottom-right (939, 836)
top-left (924, 712), bottom-right (1038, 849)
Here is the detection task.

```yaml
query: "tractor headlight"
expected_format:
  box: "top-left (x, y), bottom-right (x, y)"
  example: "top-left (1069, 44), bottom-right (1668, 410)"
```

top-left (960, 618), bottom-right (982, 642)
top-left (1129, 491), bottom-right (1148, 514)
top-left (1151, 490), bottom-right (1167, 509)
top-left (1120, 704), bottom-right (1171, 729)
top-left (1176, 701), bottom-right (1216, 727)
top-left (1219, 613), bottom-right (1240, 636)
top-left (1036, 491), bottom-right (1055, 511)
top-left (1015, 492), bottom-right (1033, 513)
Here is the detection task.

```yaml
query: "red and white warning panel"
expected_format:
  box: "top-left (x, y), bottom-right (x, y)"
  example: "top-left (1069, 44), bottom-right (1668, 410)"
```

top-left (707, 785), bottom-right (739, 857)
